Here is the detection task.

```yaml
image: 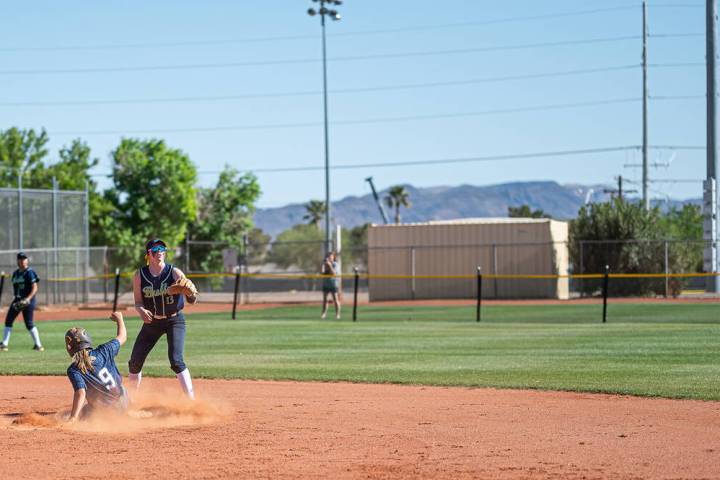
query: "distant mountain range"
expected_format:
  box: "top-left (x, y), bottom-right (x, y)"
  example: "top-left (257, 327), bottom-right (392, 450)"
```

top-left (253, 181), bottom-right (700, 237)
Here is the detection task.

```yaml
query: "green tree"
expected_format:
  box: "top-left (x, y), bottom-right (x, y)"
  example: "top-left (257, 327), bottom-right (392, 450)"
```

top-left (508, 204), bottom-right (551, 218)
top-left (190, 166), bottom-right (261, 272)
top-left (384, 185), bottom-right (411, 224)
top-left (100, 138), bottom-right (197, 268)
top-left (0, 127), bottom-right (49, 187)
top-left (267, 224), bottom-right (325, 272)
top-left (1, 129), bottom-right (111, 247)
top-left (569, 198), bottom-right (702, 296)
top-left (245, 227), bottom-right (272, 265)
top-left (303, 200), bottom-right (327, 229)
top-left (51, 140), bottom-right (111, 246)
top-left (341, 223), bottom-right (369, 272)
top-left (657, 204), bottom-right (704, 282)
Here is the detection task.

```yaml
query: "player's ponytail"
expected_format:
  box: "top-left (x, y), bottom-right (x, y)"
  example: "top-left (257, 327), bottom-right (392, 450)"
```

top-left (72, 349), bottom-right (96, 375)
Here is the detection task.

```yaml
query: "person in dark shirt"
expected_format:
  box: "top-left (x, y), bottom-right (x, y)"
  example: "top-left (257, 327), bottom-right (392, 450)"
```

top-left (66, 311), bottom-right (128, 422)
top-left (1, 252), bottom-right (43, 351)
top-left (127, 239), bottom-right (196, 400)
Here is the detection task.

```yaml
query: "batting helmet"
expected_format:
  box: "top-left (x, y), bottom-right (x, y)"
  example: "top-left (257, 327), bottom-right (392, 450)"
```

top-left (65, 327), bottom-right (92, 356)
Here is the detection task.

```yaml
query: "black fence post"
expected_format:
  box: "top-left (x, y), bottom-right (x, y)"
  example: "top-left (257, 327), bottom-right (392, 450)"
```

top-left (352, 267), bottom-right (359, 322)
top-left (103, 259), bottom-right (108, 303)
top-left (602, 265), bottom-right (610, 323)
top-left (232, 265), bottom-right (241, 320)
top-left (0, 272), bottom-right (5, 305)
top-left (111, 268), bottom-right (120, 313)
top-left (476, 266), bottom-right (482, 323)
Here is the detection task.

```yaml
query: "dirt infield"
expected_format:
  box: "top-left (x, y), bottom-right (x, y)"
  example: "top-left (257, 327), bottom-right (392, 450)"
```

top-left (1, 376), bottom-right (718, 479)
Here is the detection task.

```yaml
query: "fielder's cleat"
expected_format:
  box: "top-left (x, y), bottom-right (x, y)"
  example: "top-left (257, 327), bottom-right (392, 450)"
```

top-left (33, 345), bottom-right (44, 352)
top-left (0, 343), bottom-right (8, 352)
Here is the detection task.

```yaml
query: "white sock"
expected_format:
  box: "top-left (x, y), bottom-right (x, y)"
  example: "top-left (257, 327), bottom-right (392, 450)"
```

top-left (29, 327), bottom-right (42, 347)
top-left (2, 327), bottom-right (11, 345)
top-left (128, 372), bottom-right (142, 391)
top-left (176, 368), bottom-right (195, 400)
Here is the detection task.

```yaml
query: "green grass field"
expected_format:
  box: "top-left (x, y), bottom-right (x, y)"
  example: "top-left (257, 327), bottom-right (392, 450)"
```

top-left (1, 303), bottom-right (718, 400)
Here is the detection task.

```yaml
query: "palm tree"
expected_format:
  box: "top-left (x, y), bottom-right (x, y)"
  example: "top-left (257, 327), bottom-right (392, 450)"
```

top-left (384, 185), bottom-right (411, 224)
top-left (303, 200), bottom-right (326, 229)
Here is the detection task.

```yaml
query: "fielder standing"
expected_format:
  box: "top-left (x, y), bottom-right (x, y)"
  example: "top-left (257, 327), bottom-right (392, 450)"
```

top-left (320, 251), bottom-right (341, 320)
top-left (0, 252), bottom-right (43, 352)
top-left (127, 239), bottom-right (198, 399)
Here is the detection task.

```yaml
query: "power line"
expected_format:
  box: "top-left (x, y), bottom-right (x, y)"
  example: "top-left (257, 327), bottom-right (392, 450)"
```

top-left (247, 146), bottom-right (639, 172)
top-left (0, 6), bottom-right (639, 53)
top-left (0, 37), bottom-right (641, 76)
top-left (0, 90), bottom-right (321, 107)
top-left (649, 62), bottom-right (705, 68)
top-left (3, 64), bottom-right (640, 108)
top-left (88, 146), bottom-right (638, 176)
top-left (48, 97), bottom-right (642, 136)
top-left (625, 178), bottom-right (704, 184)
top-left (331, 6), bottom-right (640, 36)
top-left (87, 145), bottom-right (699, 177)
top-left (651, 3), bottom-right (704, 8)
top-left (0, 57), bottom-right (317, 76)
top-left (649, 179), bottom-right (705, 183)
top-left (650, 94), bottom-right (705, 100)
top-left (325, 36), bottom-right (642, 63)
top-left (651, 145), bottom-right (706, 150)
top-left (649, 33), bottom-right (704, 38)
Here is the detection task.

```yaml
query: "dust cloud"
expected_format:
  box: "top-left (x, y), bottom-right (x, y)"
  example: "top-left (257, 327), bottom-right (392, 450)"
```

top-left (10, 386), bottom-right (227, 433)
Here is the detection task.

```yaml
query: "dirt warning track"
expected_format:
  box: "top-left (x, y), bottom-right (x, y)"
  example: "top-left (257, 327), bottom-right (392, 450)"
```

top-left (1, 376), bottom-right (718, 479)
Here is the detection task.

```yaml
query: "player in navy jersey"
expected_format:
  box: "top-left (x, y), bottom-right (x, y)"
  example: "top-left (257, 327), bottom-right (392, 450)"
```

top-left (1, 252), bottom-right (43, 352)
top-left (127, 239), bottom-right (196, 399)
top-left (66, 311), bottom-right (128, 422)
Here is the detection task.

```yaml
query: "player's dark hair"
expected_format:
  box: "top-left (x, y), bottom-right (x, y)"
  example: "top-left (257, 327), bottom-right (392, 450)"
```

top-left (72, 349), bottom-right (96, 375)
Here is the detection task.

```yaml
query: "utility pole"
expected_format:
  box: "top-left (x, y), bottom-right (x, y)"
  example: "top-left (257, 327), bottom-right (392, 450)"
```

top-left (603, 175), bottom-right (637, 201)
top-left (705, 0), bottom-right (720, 293)
top-left (365, 177), bottom-right (389, 224)
top-left (307, 0), bottom-right (342, 255)
top-left (642, 0), bottom-right (650, 210)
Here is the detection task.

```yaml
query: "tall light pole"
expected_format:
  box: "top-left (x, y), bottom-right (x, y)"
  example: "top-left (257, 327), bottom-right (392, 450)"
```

top-left (642, 0), bottom-right (649, 210)
top-left (308, 0), bottom-right (342, 255)
top-left (705, 0), bottom-right (719, 293)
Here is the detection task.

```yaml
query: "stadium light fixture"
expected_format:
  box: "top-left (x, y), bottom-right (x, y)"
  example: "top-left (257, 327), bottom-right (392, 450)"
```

top-left (307, 0), bottom-right (343, 255)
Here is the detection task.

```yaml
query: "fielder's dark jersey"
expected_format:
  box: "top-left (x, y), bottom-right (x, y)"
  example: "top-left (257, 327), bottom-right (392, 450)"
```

top-left (12, 267), bottom-right (39, 299)
top-left (67, 340), bottom-right (124, 407)
top-left (139, 263), bottom-right (184, 317)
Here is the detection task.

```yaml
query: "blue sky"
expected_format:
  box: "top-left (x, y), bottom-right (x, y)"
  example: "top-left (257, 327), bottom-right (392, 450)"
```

top-left (0, 0), bottom-right (707, 207)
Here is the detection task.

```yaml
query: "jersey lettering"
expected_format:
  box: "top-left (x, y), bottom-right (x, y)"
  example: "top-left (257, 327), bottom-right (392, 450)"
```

top-left (142, 281), bottom-right (170, 299)
top-left (98, 367), bottom-right (117, 390)
top-left (139, 264), bottom-right (183, 316)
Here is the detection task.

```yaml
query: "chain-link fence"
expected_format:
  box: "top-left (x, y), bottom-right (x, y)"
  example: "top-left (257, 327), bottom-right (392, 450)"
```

top-left (574, 239), bottom-right (709, 297)
top-left (1, 237), bottom-right (717, 308)
top-left (0, 247), bottom-right (108, 306)
top-left (0, 185), bottom-right (92, 306)
top-left (0, 186), bottom-right (88, 252)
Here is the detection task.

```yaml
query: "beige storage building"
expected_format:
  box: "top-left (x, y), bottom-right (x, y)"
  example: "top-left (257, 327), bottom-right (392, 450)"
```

top-left (367, 218), bottom-right (569, 301)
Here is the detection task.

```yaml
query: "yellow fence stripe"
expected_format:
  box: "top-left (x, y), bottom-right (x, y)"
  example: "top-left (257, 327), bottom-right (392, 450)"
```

top-left (33, 271), bottom-right (720, 282)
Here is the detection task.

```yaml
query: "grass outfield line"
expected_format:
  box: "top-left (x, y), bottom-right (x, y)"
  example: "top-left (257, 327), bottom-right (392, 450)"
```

top-left (0, 304), bottom-right (718, 400)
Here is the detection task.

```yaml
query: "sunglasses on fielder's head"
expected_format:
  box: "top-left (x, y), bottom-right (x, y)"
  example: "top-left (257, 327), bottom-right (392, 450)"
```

top-left (145, 238), bottom-right (167, 253)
